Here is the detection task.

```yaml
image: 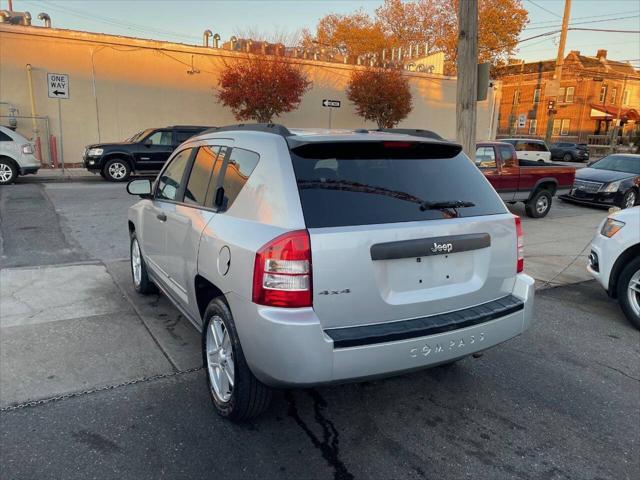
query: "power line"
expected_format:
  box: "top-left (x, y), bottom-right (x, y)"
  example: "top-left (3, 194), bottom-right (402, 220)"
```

top-left (526, 0), bottom-right (562, 18)
top-left (568, 27), bottom-right (640, 33)
top-left (526, 15), bottom-right (640, 31)
top-left (528, 10), bottom-right (639, 25)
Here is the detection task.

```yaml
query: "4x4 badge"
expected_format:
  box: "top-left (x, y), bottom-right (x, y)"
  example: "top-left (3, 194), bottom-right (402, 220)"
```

top-left (318, 289), bottom-right (351, 296)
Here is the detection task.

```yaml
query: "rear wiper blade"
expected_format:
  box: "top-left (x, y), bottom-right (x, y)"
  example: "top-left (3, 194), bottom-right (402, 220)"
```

top-left (419, 200), bottom-right (476, 211)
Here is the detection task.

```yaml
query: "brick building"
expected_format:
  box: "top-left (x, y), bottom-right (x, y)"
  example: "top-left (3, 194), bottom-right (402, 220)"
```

top-left (495, 50), bottom-right (640, 144)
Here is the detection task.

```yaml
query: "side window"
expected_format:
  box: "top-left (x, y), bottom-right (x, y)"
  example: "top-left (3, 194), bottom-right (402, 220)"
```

top-left (184, 146), bottom-right (220, 206)
top-left (218, 148), bottom-right (260, 210)
top-left (499, 146), bottom-right (516, 167)
top-left (0, 131), bottom-right (12, 141)
top-left (156, 148), bottom-right (192, 201)
top-left (146, 130), bottom-right (173, 146)
top-left (475, 147), bottom-right (497, 168)
top-left (175, 130), bottom-right (197, 145)
top-left (515, 141), bottom-right (527, 151)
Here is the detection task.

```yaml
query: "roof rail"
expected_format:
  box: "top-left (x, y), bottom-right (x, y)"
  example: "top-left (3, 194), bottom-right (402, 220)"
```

top-left (376, 128), bottom-right (444, 140)
top-left (167, 125), bottom-right (213, 129)
top-left (201, 123), bottom-right (293, 137)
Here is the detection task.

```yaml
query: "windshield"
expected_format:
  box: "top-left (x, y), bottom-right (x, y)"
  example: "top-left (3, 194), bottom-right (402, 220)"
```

top-left (290, 141), bottom-right (506, 228)
top-left (127, 129), bottom-right (153, 142)
top-left (591, 155), bottom-right (640, 175)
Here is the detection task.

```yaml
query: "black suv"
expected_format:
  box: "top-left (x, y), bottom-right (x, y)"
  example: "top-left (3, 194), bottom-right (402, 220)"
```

top-left (550, 142), bottom-right (589, 162)
top-left (83, 125), bottom-right (211, 181)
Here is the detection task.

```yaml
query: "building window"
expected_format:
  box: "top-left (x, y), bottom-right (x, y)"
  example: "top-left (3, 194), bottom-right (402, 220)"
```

top-left (552, 119), bottom-right (561, 136)
top-left (611, 88), bottom-right (617, 103)
top-left (565, 86), bottom-right (575, 103)
top-left (561, 119), bottom-right (570, 136)
top-left (513, 89), bottom-right (520, 105)
top-left (533, 88), bottom-right (540, 103)
top-left (529, 119), bottom-right (537, 134)
top-left (558, 87), bottom-right (565, 102)
top-left (600, 85), bottom-right (607, 103)
top-left (622, 90), bottom-right (630, 105)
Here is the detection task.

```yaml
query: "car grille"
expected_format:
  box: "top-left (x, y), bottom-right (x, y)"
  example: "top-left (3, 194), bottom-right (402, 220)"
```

top-left (573, 179), bottom-right (603, 194)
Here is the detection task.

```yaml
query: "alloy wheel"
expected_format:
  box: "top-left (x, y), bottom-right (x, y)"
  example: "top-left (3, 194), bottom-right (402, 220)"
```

top-left (624, 191), bottom-right (636, 209)
top-left (0, 163), bottom-right (13, 183)
top-left (536, 196), bottom-right (549, 215)
top-left (108, 162), bottom-right (127, 180)
top-left (131, 238), bottom-right (142, 287)
top-left (628, 270), bottom-right (640, 318)
top-left (206, 316), bottom-right (235, 403)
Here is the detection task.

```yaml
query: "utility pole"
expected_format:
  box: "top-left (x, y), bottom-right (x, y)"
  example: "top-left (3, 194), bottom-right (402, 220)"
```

top-left (544, 0), bottom-right (572, 143)
top-left (611, 74), bottom-right (627, 147)
top-left (7, 0), bottom-right (13, 12)
top-left (456, 0), bottom-right (478, 162)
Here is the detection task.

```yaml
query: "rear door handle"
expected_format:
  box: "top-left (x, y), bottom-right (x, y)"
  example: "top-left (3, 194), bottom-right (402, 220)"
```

top-left (157, 212), bottom-right (167, 222)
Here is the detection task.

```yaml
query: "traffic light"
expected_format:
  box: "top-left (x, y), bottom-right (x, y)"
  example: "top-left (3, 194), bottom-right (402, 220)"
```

top-left (547, 100), bottom-right (555, 111)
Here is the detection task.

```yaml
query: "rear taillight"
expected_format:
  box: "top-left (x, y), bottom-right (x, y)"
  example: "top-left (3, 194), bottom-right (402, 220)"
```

top-left (21, 144), bottom-right (34, 155)
top-left (515, 216), bottom-right (524, 273)
top-left (252, 230), bottom-right (312, 308)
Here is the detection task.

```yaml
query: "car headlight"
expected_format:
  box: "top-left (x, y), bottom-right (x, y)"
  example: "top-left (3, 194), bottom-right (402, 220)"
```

top-left (601, 218), bottom-right (625, 237)
top-left (88, 148), bottom-right (104, 156)
top-left (601, 181), bottom-right (621, 193)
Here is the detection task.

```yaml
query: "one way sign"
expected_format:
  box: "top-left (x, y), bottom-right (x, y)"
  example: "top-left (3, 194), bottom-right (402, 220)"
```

top-left (48, 73), bottom-right (69, 99)
top-left (322, 99), bottom-right (340, 108)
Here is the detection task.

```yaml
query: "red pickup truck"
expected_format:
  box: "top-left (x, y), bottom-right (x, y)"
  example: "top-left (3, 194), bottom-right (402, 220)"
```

top-left (476, 141), bottom-right (576, 218)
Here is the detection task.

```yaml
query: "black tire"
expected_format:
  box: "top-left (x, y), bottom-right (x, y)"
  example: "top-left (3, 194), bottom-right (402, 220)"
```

top-left (563, 153), bottom-right (574, 162)
top-left (130, 233), bottom-right (157, 294)
top-left (616, 256), bottom-right (640, 330)
top-left (103, 158), bottom-right (131, 182)
top-left (619, 189), bottom-right (637, 210)
top-left (202, 298), bottom-right (272, 421)
top-left (0, 158), bottom-right (17, 185)
top-left (525, 189), bottom-right (553, 218)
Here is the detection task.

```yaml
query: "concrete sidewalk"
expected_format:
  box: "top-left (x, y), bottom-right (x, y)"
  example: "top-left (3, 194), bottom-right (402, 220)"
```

top-left (18, 167), bottom-right (101, 183)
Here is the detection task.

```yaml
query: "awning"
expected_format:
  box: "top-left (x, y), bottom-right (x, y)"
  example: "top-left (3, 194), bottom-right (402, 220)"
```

top-left (590, 104), bottom-right (639, 121)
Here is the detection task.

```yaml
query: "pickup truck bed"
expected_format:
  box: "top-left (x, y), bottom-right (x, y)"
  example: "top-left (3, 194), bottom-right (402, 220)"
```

top-left (477, 141), bottom-right (576, 218)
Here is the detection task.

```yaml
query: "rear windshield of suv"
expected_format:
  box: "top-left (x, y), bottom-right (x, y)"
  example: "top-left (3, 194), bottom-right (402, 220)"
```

top-left (290, 141), bottom-right (506, 228)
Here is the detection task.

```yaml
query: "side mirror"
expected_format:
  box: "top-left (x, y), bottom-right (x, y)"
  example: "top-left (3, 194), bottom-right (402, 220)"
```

top-left (214, 187), bottom-right (225, 208)
top-left (144, 138), bottom-right (152, 147)
top-left (127, 179), bottom-right (152, 198)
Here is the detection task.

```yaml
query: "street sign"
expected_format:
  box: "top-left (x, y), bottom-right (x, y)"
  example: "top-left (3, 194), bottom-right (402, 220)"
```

top-left (322, 99), bottom-right (340, 108)
top-left (47, 73), bottom-right (69, 99)
top-left (518, 114), bottom-right (526, 128)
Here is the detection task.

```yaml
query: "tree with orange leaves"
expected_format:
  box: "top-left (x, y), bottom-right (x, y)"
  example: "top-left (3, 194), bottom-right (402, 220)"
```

top-left (347, 68), bottom-right (413, 128)
top-left (305, 0), bottom-right (528, 74)
top-left (216, 57), bottom-right (311, 123)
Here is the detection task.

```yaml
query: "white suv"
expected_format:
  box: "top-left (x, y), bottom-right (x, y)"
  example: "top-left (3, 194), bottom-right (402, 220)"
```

top-left (0, 126), bottom-right (40, 184)
top-left (501, 138), bottom-right (552, 163)
top-left (588, 207), bottom-right (640, 329)
top-left (127, 124), bottom-right (535, 420)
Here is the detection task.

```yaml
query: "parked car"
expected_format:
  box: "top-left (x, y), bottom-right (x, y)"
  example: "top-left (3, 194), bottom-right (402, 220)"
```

top-left (588, 207), bottom-right (640, 329)
top-left (83, 125), bottom-right (211, 182)
top-left (476, 141), bottom-right (576, 218)
top-left (550, 142), bottom-right (590, 162)
top-left (0, 125), bottom-right (40, 185)
top-left (501, 138), bottom-right (552, 163)
top-left (127, 124), bottom-right (535, 421)
top-left (560, 154), bottom-right (640, 209)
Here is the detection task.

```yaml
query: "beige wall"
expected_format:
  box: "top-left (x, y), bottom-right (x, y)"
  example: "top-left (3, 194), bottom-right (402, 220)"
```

top-left (0, 25), bottom-right (499, 165)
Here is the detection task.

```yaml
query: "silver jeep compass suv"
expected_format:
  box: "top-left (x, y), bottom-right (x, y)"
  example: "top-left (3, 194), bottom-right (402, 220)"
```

top-left (127, 124), bottom-right (535, 421)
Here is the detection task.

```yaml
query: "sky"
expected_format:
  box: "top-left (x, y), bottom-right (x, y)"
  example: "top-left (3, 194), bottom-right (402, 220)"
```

top-left (5, 0), bottom-right (640, 67)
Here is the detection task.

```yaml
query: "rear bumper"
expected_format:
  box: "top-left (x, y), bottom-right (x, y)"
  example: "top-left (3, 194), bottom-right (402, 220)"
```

top-left (229, 273), bottom-right (535, 387)
top-left (19, 166), bottom-right (39, 175)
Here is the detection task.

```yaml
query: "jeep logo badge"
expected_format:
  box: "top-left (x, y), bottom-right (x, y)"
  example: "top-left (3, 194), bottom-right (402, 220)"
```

top-left (430, 242), bottom-right (454, 254)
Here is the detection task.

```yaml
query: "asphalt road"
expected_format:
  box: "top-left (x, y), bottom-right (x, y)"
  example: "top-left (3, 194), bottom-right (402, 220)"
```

top-left (1, 181), bottom-right (638, 480)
